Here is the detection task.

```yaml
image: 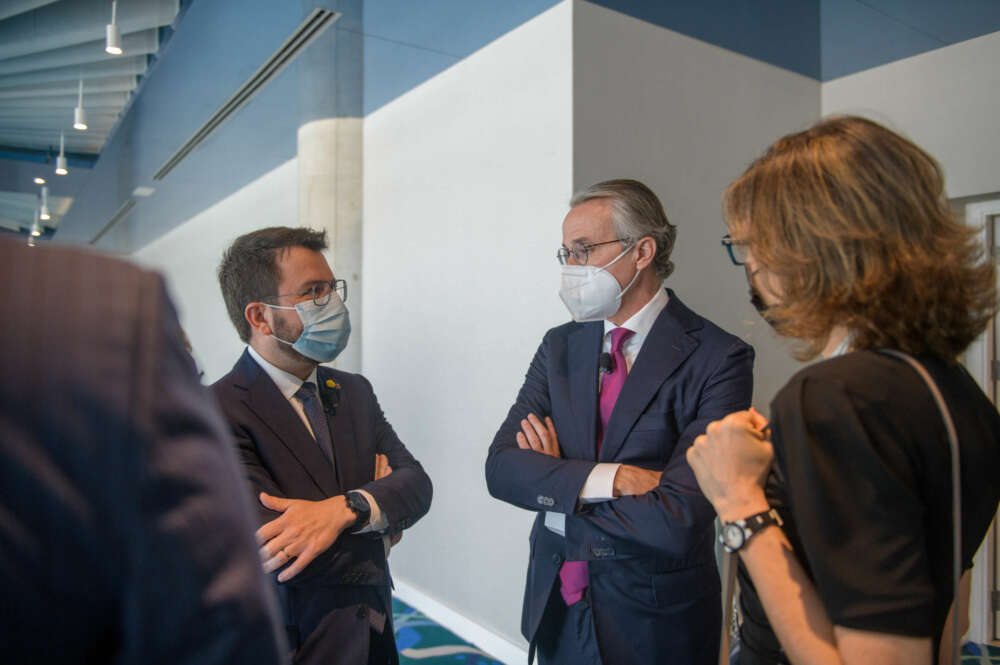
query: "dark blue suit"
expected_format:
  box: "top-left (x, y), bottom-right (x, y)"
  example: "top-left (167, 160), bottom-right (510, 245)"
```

top-left (0, 239), bottom-right (286, 665)
top-left (486, 289), bottom-right (754, 665)
top-left (212, 350), bottom-right (433, 664)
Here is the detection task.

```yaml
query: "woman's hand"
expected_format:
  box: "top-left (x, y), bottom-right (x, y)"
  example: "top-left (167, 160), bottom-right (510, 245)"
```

top-left (687, 407), bottom-right (773, 521)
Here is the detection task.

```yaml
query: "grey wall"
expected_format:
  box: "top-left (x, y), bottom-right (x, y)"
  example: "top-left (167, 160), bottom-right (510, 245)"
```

top-left (573, 0), bottom-right (822, 412)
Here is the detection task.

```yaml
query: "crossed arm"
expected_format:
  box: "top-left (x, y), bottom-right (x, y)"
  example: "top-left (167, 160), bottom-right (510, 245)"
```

top-left (486, 334), bottom-right (754, 558)
top-left (234, 377), bottom-right (432, 583)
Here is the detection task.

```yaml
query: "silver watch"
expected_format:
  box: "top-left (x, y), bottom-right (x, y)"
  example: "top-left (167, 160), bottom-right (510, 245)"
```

top-left (719, 508), bottom-right (783, 553)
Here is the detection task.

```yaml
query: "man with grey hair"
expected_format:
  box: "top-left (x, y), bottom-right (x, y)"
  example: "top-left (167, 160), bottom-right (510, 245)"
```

top-left (486, 179), bottom-right (754, 665)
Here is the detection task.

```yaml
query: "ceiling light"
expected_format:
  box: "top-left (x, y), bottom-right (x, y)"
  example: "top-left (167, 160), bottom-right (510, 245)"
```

top-left (73, 80), bottom-right (87, 131)
top-left (39, 186), bottom-right (51, 221)
top-left (55, 132), bottom-right (68, 175)
top-left (31, 210), bottom-right (43, 237)
top-left (33, 177), bottom-right (46, 185)
top-left (106, 1), bottom-right (122, 55)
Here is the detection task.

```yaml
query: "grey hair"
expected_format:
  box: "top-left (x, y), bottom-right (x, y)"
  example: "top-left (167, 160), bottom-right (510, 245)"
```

top-left (569, 179), bottom-right (677, 280)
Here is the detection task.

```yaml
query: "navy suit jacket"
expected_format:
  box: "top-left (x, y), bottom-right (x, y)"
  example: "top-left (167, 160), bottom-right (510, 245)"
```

top-left (0, 239), bottom-right (286, 665)
top-left (486, 289), bottom-right (754, 665)
top-left (212, 350), bottom-right (433, 663)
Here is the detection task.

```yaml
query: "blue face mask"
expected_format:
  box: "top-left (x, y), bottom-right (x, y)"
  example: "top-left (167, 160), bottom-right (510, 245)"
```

top-left (264, 296), bottom-right (351, 363)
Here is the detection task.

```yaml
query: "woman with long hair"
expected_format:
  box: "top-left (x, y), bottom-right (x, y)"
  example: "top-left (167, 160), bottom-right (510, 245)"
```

top-left (687, 116), bottom-right (1000, 665)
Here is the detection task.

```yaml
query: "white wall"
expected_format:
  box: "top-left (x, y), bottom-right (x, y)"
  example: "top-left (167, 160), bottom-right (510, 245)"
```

top-left (573, 0), bottom-right (821, 411)
top-left (362, 1), bottom-right (573, 649)
top-left (131, 158), bottom-right (299, 382)
top-left (822, 30), bottom-right (1000, 200)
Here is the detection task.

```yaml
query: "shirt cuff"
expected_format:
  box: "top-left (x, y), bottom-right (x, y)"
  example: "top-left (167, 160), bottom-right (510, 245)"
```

top-left (579, 463), bottom-right (620, 502)
top-left (351, 489), bottom-right (388, 533)
top-left (544, 511), bottom-right (565, 537)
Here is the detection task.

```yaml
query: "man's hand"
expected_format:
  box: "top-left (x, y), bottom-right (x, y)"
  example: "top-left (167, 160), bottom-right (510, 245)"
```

top-left (612, 465), bottom-right (662, 496)
top-left (256, 493), bottom-right (356, 582)
top-left (373, 454), bottom-right (403, 549)
top-left (686, 407), bottom-right (773, 521)
top-left (374, 453), bottom-right (392, 480)
top-left (516, 413), bottom-right (561, 458)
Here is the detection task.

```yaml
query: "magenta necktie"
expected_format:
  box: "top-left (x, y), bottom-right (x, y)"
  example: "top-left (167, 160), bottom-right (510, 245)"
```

top-left (559, 327), bottom-right (635, 605)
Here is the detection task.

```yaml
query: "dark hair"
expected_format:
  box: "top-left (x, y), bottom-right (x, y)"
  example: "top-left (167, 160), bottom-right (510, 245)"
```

top-left (724, 115), bottom-right (997, 360)
top-left (570, 179), bottom-right (677, 280)
top-left (218, 227), bottom-right (328, 343)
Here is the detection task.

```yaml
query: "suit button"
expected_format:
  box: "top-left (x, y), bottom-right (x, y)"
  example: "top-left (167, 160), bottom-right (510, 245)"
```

top-left (551, 553), bottom-right (562, 565)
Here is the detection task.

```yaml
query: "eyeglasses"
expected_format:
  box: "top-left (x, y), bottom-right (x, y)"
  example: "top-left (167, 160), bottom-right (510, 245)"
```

top-left (721, 234), bottom-right (749, 266)
top-left (261, 279), bottom-right (347, 307)
top-left (557, 238), bottom-right (629, 265)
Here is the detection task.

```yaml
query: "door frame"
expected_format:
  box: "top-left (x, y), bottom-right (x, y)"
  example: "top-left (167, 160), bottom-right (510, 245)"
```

top-left (963, 199), bottom-right (1000, 645)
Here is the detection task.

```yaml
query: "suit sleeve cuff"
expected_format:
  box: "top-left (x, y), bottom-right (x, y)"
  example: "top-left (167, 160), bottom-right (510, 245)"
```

top-left (578, 463), bottom-right (620, 503)
top-left (351, 489), bottom-right (387, 533)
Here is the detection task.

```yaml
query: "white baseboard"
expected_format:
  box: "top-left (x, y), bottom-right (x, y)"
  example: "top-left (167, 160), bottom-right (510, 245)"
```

top-left (392, 578), bottom-right (529, 665)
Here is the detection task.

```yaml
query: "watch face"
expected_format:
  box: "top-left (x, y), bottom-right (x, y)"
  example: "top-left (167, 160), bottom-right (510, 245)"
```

top-left (721, 524), bottom-right (745, 551)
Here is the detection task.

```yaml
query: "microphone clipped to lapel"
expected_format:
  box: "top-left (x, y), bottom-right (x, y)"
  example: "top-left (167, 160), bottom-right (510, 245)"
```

top-left (321, 378), bottom-right (341, 415)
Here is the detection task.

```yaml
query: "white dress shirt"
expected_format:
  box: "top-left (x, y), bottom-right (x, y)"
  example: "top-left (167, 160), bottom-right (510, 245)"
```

top-left (545, 288), bottom-right (670, 535)
top-left (247, 346), bottom-right (386, 533)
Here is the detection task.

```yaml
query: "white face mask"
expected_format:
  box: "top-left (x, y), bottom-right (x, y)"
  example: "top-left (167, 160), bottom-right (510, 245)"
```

top-left (558, 245), bottom-right (641, 322)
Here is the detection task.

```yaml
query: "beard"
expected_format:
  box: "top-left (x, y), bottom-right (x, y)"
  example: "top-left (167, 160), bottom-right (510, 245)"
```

top-left (272, 312), bottom-right (316, 365)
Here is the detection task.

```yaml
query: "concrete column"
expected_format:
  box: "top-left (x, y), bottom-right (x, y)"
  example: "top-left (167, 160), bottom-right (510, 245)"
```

top-left (298, 0), bottom-right (363, 372)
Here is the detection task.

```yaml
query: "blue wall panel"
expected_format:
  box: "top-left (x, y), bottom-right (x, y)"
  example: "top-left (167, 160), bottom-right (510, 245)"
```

top-left (821, 0), bottom-right (1000, 80)
top-left (362, 0), bottom-right (560, 113)
top-left (587, 0), bottom-right (822, 79)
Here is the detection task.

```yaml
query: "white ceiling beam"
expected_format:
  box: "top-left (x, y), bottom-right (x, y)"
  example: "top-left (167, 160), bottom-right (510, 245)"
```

top-left (0, 57), bottom-right (146, 87)
top-left (0, 91), bottom-right (131, 109)
top-left (0, 31), bottom-right (157, 77)
top-left (0, 77), bottom-right (137, 100)
top-left (0, 0), bottom-right (58, 23)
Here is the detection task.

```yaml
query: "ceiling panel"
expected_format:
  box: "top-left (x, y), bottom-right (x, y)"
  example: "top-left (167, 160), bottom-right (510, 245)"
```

top-left (0, 1), bottom-right (178, 157)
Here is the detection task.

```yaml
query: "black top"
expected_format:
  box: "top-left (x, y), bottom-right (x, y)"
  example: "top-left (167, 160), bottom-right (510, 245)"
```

top-left (738, 351), bottom-right (1000, 664)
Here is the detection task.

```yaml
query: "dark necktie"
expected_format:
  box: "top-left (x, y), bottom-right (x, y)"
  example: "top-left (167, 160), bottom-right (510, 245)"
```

top-left (295, 382), bottom-right (336, 466)
top-left (559, 327), bottom-right (635, 606)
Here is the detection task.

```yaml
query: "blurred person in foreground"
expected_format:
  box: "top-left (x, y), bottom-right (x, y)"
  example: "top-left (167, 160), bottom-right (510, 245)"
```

top-left (0, 237), bottom-right (286, 664)
top-left (688, 116), bottom-right (1000, 665)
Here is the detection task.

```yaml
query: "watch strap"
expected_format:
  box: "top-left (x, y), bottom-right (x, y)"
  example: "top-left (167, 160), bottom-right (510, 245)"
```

top-left (723, 507), bottom-right (783, 553)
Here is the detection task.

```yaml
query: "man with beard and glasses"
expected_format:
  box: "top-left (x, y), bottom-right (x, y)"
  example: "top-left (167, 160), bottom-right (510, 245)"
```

top-left (213, 227), bottom-right (432, 665)
top-left (486, 179), bottom-right (755, 665)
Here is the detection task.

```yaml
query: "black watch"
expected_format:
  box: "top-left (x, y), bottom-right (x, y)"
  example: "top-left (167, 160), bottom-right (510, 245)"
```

top-left (345, 491), bottom-right (371, 531)
top-left (719, 508), bottom-right (783, 553)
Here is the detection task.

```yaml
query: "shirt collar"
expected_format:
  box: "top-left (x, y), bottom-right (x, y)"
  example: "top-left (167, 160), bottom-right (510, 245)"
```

top-left (603, 287), bottom-right (669, 340)
top-left (247, 345), bottom-right (318, 400)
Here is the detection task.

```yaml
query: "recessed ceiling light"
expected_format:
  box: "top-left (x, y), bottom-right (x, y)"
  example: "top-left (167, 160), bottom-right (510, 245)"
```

top-left (132, 186), bottom-right (156, 197)
top-left (33, 177), bottom-right (46, 185)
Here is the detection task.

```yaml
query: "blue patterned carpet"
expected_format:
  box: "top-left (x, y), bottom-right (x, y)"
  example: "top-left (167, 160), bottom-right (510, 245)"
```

top-left (392, 598), bottom-right (505, 665)
top-left (390, 599), bottom-right (998, 665)
top-left (963, 643), bottom-right (1000, 664)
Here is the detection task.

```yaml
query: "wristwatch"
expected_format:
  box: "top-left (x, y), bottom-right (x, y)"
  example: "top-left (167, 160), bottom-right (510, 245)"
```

top-left (719, 508), bottom-right (783, 553)
top-left (345, 491), bottom-right (371, 532)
